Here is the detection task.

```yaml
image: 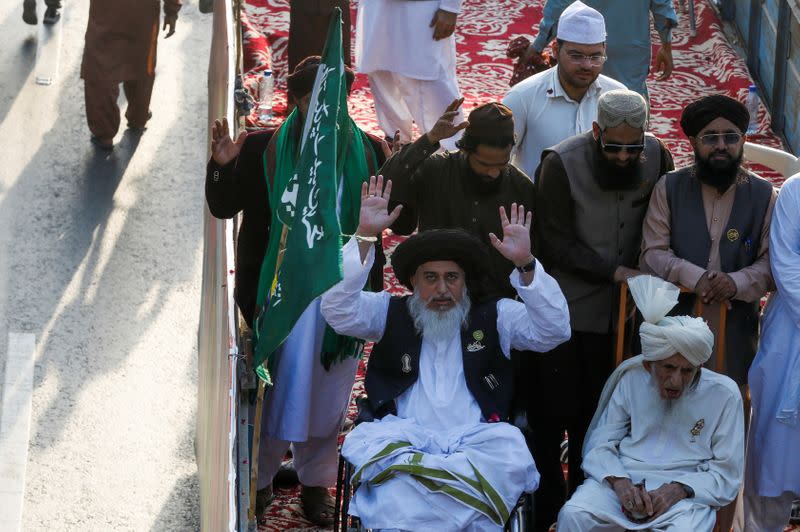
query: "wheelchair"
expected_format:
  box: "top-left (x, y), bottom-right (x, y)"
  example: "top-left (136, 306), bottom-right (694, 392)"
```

top-left (333, 395), bottom-right (534, 532)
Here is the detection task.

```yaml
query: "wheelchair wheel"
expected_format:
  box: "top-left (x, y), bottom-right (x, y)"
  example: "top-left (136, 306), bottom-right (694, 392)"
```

top-left (334, 455), bottom-right (365, 531)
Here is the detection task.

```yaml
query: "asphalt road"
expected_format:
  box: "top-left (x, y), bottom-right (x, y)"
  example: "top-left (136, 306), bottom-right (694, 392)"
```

top-left (0, 1), bottom-right (211, 530)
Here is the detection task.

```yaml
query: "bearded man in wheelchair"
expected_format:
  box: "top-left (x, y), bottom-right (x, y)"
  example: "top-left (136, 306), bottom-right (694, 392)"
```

top-left (321, 176), bottom-right (571, 530)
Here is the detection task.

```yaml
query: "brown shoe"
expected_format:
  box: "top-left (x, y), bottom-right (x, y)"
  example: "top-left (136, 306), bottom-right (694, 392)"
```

top-left (300, 485), bottom-right (335, 527)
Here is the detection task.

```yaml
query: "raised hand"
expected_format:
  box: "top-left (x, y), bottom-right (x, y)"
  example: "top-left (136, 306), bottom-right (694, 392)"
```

top-left (425, 98), bottom-right (469, 145)
top-left (429, 9), bottom-right (457, 41)
top-left (389, 130), bottom-right (404, 155)
top-left (356, 175), bottom-right (403, 238)
top-left (489, 203), bottom-right (534, 267)
top-left (211, 117), bottom-right (247, 166)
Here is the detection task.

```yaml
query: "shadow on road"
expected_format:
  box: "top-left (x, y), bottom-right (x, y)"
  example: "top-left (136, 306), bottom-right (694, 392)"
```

top-left (0, 34), bottom-right (36, 127)
top-left (0, 51), bottom-right (203, 451)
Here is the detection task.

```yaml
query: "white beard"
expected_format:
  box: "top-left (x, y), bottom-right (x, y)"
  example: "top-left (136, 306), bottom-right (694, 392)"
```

top-left (406, 288), bottom-right (471, 343)
top-left (647, 366), bottom-right (694, 414)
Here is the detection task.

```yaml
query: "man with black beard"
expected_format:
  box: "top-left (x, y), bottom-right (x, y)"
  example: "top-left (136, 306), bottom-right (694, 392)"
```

top-left (530, 89), bottom-right (673, 531)
top-left (383, 99), bottom-right (535, 300)
top-left (641, 94), bottom-right (776, 388)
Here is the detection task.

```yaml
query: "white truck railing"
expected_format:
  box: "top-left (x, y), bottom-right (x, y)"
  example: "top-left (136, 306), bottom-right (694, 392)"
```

top-left (744, 141), bottom-right (800, 180)
top-left (197, 0), bottom-right (239, 530)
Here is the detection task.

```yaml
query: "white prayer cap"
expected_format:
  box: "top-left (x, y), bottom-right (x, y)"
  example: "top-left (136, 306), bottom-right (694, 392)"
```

top-left (628, 275), bottom-right (714, 366)
top-left (556, 1), bottom-right (606, 45)
top-left (597, 90), bottom-right (649, 130)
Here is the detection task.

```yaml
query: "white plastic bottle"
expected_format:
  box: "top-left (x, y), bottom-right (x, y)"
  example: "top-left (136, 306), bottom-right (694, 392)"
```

top-left (257, 70), bottom-right (274, 122)
top-left (745, 85), bottom-right (759, 135)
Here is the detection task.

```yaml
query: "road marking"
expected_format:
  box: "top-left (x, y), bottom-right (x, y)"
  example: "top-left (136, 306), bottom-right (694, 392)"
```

top-left (0, 333), bottom-right (36, 532)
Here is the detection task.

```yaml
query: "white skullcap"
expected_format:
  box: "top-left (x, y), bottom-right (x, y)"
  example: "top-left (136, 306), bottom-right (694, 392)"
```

top-left (597, 89), bottom-right (649, 130)
top-left (556, 1), bottom-right (606, 45)
top-left (628, 275), bottom-right (714, 366)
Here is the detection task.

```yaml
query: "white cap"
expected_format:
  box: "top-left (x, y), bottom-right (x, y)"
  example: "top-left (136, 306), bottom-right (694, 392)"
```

top-left (556, 1), bottom-right (606, 45)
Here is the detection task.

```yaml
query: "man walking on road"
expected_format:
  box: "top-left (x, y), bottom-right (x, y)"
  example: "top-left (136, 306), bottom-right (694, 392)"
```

top-left (80, 0), bottom-right (181, 149)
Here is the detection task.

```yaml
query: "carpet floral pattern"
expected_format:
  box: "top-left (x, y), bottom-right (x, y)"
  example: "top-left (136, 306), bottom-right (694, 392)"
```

top-left (237, 0), bottom-right (793, 529)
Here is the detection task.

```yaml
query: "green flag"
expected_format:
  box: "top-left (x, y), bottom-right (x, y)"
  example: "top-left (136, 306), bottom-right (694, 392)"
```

top-left (253, 8), bottom-right (349, 382)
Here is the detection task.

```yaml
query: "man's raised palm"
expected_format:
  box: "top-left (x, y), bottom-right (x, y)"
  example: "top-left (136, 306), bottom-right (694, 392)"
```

top-left (489, 204), bottom-right (534, 266)
top-left (356, 175), bottom-right (402, 237)
top-left (211, 117), bottom-right (247, 166)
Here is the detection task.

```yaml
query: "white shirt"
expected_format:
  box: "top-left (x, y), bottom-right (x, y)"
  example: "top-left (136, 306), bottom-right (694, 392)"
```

top-left (502, 66), bottom-right (626, 178)
top-left (320, 238), bottom-right (571, 430)
top-left (355, 0), bottom-right (462, 80)
top-left (583, 365), bottom-right (744, 507)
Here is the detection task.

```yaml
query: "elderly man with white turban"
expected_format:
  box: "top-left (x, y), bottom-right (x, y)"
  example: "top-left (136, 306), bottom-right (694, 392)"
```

top-left (557, 275), bottom-right (745, 531)
top-left (503, 0), bottom-right (626, 178)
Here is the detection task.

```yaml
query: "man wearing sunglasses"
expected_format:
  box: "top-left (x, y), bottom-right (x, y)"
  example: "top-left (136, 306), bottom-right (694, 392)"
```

top-left (529, 89), bottom-right (674, 531)
top-left (640, 94), bottom-right (776, 531)
top-left (503, 1), bottom-right (626, 179)
top-left (641, 94), bottom-right (775, 388)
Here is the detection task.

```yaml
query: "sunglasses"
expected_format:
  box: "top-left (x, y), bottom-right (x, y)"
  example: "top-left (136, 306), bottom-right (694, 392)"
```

top-left (600, 135), bottom-right (645, 155)
top-left (698, 132), bottom-right (743, 146)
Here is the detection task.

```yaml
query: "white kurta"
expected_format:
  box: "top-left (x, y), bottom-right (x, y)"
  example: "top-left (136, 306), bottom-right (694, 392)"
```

top-left (262, 298), bottom-right (358, 441)
top-left (558, 365), bottom-right (745, 531)
top-left (320, 238), bottom-right (571, 530)
top-left (356, 0), bottom-right (464, 149)
top-left (745, 175), bottom-right (800, 499)
top-left (502, 67), bottom-right (626, 178)
top-left (356, 0), bottom-right (461, 80)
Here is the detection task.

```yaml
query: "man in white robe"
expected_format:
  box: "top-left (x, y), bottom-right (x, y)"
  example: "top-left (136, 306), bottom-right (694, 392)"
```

top-left (557, 275), bottom-right (745, 531)
top-left (503, 1), bottom-right (626, 178)
top-left (744, 174), bottom-right (800, 531)
top-left (321, 176), bottom-right (571, 530)
top-left (356, 0), bottom-right (464, 151)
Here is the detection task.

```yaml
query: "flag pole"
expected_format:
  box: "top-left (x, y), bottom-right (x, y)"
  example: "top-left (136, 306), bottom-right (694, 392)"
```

top-left (248, 225), bottom-right (288, 522)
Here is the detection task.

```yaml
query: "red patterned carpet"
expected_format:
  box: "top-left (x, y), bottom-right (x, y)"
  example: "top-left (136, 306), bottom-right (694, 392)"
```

top-left (237, 0), bottom-right (794, 529)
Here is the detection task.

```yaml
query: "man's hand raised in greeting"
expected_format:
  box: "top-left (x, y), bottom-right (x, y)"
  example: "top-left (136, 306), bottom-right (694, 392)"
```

top-left (354, 175), bottom-right (403, 261)
top-left (211, 117), bottom-right (247, 166)
top-left (489, 203), bottom-right (535, 285)
top-left (425, 98), bottom-right (469, 145)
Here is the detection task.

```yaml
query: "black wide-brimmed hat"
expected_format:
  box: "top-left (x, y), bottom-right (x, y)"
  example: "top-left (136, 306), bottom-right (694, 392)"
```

top-left (391, 229), bottom-right (491, 290)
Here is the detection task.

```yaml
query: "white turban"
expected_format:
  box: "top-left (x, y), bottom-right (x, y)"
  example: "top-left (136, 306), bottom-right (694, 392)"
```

top-left (556, 1), bottom-right (606, 45)
top-left (629, 275), bottom-right (714, 366)
top-left (583, 275), bottom-right (714, 458)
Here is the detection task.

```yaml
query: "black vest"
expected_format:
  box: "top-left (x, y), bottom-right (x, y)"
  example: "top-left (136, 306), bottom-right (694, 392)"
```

top-left (366, 297), bottom-right (513, 422)
top-left (665, 167), bottom-right (773, 384)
